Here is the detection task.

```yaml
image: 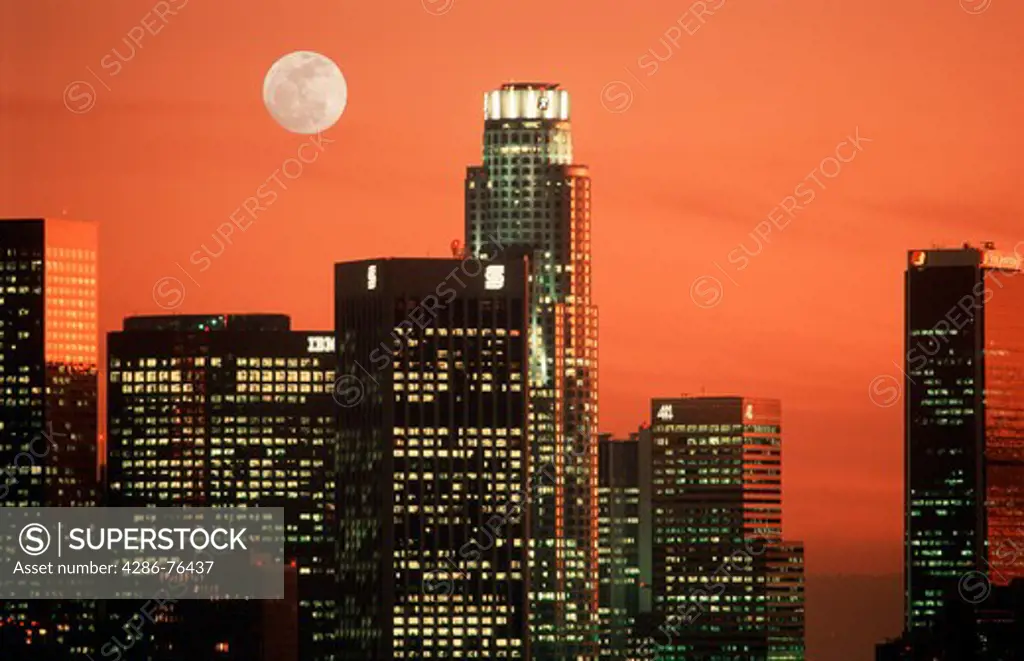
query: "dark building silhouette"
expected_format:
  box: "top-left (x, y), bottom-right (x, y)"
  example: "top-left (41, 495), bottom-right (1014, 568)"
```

top-left (165, 566), bottom-right (300, 661)
top-left (105, 314), bottom-right (335, 660)
top-left (643, 396), bottom-right (805, 660)
top-left (335, 256), bottom-right (531, 660)
top-left (876, 579), bottom-right (1024, 660)
top-left (597, 429), bottom-right (652, 660)
top-left (903, 246), bottom-right (1024, 632)
top-left (465, 82), bottom-right (600, 659)
top-left (90, 566), bottom-right (299, 661)
top-left (0, 218), bottom-right (100, 658)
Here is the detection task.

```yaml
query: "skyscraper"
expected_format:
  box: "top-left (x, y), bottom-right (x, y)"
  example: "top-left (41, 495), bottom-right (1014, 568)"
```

top-left (465, 82), bottom-right (600, 659)
top-left (903, 245), bottom-right (1024, 632)
top-left (646, 396), bottom-right (805, 661)
top-left (597, 429), bottom-right (652, 660)
top-left (0, 218), bottom-right (99, 506)
top-left (106, 314), bottom-right (336, 661)
top-left (0, 218), bottom-right (99, 658)
top-left (335, 256), bottom-right (532, 660)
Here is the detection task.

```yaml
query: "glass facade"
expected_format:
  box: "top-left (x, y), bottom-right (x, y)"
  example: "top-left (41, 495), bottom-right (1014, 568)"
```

top-left (335, 257), bottom-right (531, 660)
top-left (465, 82), bottom-right (599, 660)
top-left (980, 269), bottom-right (1024, 589)
top-left (0, 218), bottom-right (99, 658)
top-left (904, 247), bottom-right (1024, 632)
top-left (597, 430), bottom-right (652, 660)
top-left (106, 314), bottom-right (336, 661)
top-left (648, 397), bottom-right (804, 661)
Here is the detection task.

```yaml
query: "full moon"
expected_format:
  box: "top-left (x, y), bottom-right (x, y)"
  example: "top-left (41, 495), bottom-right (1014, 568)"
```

top-left (262, 51), bottom-right (347, 135)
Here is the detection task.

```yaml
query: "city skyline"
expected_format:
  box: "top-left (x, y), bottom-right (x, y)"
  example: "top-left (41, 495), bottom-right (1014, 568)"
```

top-left (4, 2), bottom-right (1024, 658)
top-left (8, 0), bottom-right (1024, 581)
top-left (5, 121), bottom-right (1021, 661)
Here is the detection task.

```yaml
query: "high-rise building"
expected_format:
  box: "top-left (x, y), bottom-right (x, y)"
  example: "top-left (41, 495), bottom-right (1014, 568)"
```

top-left (335, 257), bottom-right (531, 660)
top-left (903, 245), bottom-right (1024, 632)
top-left (597, 429), bottom-right (652, 660)
top-left (465, 82), bottom-right (600, 659)
top-left (646, 397), bottom-right (805, 661)
top-left (105, 314), bottom-right (336, 661)
top-left (0, 218), bottom-right (100, 658)
top-left (0, 218), bottom-right (99, 506)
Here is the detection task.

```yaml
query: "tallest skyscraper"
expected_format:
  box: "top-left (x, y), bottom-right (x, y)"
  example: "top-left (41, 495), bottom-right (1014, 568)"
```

top-left (465, 83), bottom-right (600, 659)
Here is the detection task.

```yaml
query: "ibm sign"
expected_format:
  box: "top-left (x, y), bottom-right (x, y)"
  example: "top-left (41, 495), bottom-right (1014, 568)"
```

top-left (307, 335), bottom-right (335, 354)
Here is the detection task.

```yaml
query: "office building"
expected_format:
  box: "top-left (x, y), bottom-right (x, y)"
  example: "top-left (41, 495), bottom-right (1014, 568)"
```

top-left (465, 82), bottom-right (600, 659)
top-left (0, 218), bottom-right (99, 658)
top-left (646, 396), bottom-right (805, 660)
top-left (335, 256), bottom-right (531, 660)
top-left (597, 429), bottom-right (652, 660)
top-left (106, 314), bottom-right (335, 660)
top-left (904, 245), bottom-right (1024, 632)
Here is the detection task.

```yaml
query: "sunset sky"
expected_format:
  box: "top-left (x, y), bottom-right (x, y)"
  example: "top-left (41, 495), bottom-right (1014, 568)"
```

top-left (3, 0), bottom-right (1023, 593)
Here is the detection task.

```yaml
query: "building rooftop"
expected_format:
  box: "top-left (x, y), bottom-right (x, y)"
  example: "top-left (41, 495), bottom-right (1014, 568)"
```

top-left (122, 314), bottom-right (291, 332)
top-left (500, 82), bottom-right (560, 91)
top-left (908, 244), bottom-right (1023, 271)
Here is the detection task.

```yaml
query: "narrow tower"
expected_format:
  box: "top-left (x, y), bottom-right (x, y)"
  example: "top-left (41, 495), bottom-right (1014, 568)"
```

top-left (904, 246), bottom-right (1024, 632)
top-left (465, 83), bottom-right (600, 659)
top-left (0, 218), bottom-right (100, 658)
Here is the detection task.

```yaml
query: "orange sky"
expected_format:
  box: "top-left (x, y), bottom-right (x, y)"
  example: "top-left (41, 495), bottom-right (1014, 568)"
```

top-left (2, 0), bottom-right (1023, 579)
